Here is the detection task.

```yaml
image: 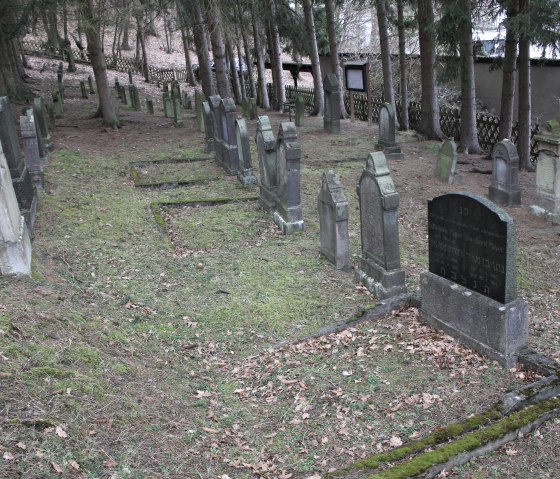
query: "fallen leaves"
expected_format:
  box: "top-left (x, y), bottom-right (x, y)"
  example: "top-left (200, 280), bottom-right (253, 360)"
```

top-left (389, 436), bottom-right (403, 448)
top-left (55, 425), bottom-right (67, 438)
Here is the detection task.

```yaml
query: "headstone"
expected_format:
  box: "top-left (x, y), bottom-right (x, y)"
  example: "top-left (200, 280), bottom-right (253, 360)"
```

top-left (182, 91), bottom-right (192, 109)
top-left (488, 139), bottom-right (521, 206)
top-left (318, 170), bottom-right (350, 270)
top-left (295, 96), bottom-right (305, 127)
top-left (208, 95), bottom-right (223, 164)
top-left (202, 101), bottom-right (214, 153)
top-left (163, 81), bottom-right (169, 93)
top-left (248, 97), bottom-right (257, 120)
top-left (80, 80), bottom-right (88, 99)
top-left (195, 90), bottom-right (205, 133)
top-left (53, 89), bottom-right (63, 117)
top-left (33, 97), bottom-right (52, 150)
top-left (256, 116), bottom-right (277, 212)
top-left (435, 139), bottom-right (457, 184)
top-left (88, 74), bottom-right (95, 94)
top-left (172, 97), bottom-right (184, 127)
top-left (376, 103), bottom-right (404, 160)
top-left (219, 97), bottom-right (239, 175)
top-left (128, 69), bottom-right (133, 84)
top-left (26, 108), bottom-right (47, 163)
top-left (56, 65), bottom-right (64, 100)
top-left (46, 103), bottom-right (56, 131)
top-left (120, 86), bottom-right (127, 105)
top-left (242, 98), bottom-right (250, 118)
top-left (163, 92), bottom-right (172, 118)
top-left (323, 73), bottom-right (341, 134)
top-left (355, 152), bottom-right (406, 298)
top-left (115, 79), bottom-right (122, 98)
top-left (146, 95), bottom-right (154, 114)
top-left (420, 192), bottom-right (528, 367)
top-left (171, 81), bottom-right (181, 101)
top-left (530, 120), bottom-right (560, 224)
top-left (235, 118), bottom-right (256, 186)
top-left (273, 122), bottom-right (304, 234)
top-left (0, 142), bottom-right (32, 276)
top-left (129, 84), bottom-right (141, 111)
top-left (20, 114), bottom-right (44, 187)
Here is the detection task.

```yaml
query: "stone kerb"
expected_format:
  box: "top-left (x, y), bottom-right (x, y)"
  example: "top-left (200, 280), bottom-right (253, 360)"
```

top-left (323, 73), bottom-right (341, 134)
top-left (375, 103), bottom-right (404, 160)
top-left (355, 151), bottom-right (406, 298)
top-left (435, 139), bottom-right (457, 184)
top-left (208, 95), bottom-right (223, 165)
top-left (256, 116), bottom-right (277, 212)
top-left (488, 139), bottom-right (521, 206)
top-left (273, 122), bottom-right (304, 234)
top-left (235, 118), bottom-right (256, 186)
top-left (202, 101), bottom-right (214, 153)
top-left (0, 142), bottom-right (32, 276)
top-left (420, 192), bottom-right (528, 367)
top-left (318, 170), bottom-right (350, 270)
top-left (219, 98), bottom-right (240, 175)
top-left (195, 90), bottom-right (205, 133)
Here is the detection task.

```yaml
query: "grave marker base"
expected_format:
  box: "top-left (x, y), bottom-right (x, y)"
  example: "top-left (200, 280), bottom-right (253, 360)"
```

top-left (237, 168), bottom-right (257, 186)
top-left (0, 217), bottom-right (32, 276)
top-left (273, 211), bottom-right (304, 235)
top-left (420, 271), bottom-right (528, 368)
top-left (488, 184), bottom-right (521, 207)
top-left (355, 255), bottom-right (406, 299)
top-left (376, 141), bottom-right (404, 161)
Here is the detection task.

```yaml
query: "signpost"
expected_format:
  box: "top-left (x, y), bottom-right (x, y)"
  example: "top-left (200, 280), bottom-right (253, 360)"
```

top-left (344, 60), bottom-right (371, 126)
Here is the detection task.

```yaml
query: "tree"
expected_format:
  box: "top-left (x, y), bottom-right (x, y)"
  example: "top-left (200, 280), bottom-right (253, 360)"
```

top-left (324, 0), bottom-right (346, 118)
top-left (396, 0), bottom-right (408, 130)
top-left (302, 0), bottom-right (324, 115)
top-left (266, 0), bottom-right (285, 111)
top-left (517, 0), bottom-right (531, 170)
top-left (207, 0), bottom-right (231, 98)
top-left (375, 0), bottom-right (396, 111)
top-left (251, 1), bottom-right (270, 108)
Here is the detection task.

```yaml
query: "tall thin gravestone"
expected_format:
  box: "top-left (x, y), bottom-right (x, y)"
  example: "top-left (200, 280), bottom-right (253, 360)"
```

top-left (295, 96), bottom-right (305, 127)
top-left (88, 74), bottom-right (95, 94)
top-left (202, 101), bottom-right (214, 153)
top-left (273, 122), bottom-right (304, 234)
top-left (219, 98), bottom-right (239, 175)
top-left (420, 192), bottom-right (528, 367)
top-left (120, 86), bottom-right (127, 105)
top-left (488, 139), bottom-right (521, 206)
top-left (209, 95), bottom-right (223, 164)
top-left (182, 91), bottom-right (192, 109)
top-left (146, 95), bottom-right (154, 114)
top-left (27, 108), bottom-right (47, 163)
top-left (80, 80), bottom-right (88, 99)
top-left (129, 84), bottom-right (141, 111)
top-left (53, 89), bottom-right (63, 117)
top-left (323, 73), bottom-right (341, 134)
top-left (435, 139), bottom-right (457, 184)
top-left (115, 79), bottom-right (122, 98)
top-left (20, 114), bottom-right (44, 187)
top-left (318, 170), bottom-right (350, 270)
top-left (195, 90), bottom-right (205, 133)
top-left (163, 92), bottom-right (172, 118)
top-left (172, 97), bottom-right (184, 127)
top-left (248, 97), bottom-right (257, 120)
top-left (355, 152), bottom-right (406, 298)
top-left (256, 116), bottom-right (277, 212)
top-left (236, 118), bottom-right (256, 186)
top-left (376, 103), bottom-right (404, 160)
top-left (33, 97), bottom-right (52, 149)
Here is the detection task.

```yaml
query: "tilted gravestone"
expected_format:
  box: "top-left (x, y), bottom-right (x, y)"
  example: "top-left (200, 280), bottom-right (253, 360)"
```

top-left (295, 96), bottom-right (305, 127)
top-left (202, 101), bottom-right (214, 153)
top-left (208, 95), bottom-right (223, 164)
top-left (318, 170), bottom-right (350, 270)
top-left (355, 152), bottom-right (406, 298)
top-left (435, 139), bottom-right (457, 184)
top-left (20, 114), bottom-right (44, 187)
top-left (80, 80), bottom-right (88, 99)
top-left (256, 116), bottom-right (277, 212)
top-left (376, 103), bottom-right (404, 160)
top-left (488, 139), bottom-right (521, 206)
top-left (530, 120), bottom-right (560, 224)
top-left (195, 90), bottom-right (205, 133)
top-left (273, 122), bottom-right (304, 234)
top-left (146, 95), bottom-right (154, 114)
top-left (0, 142), bottom-right (32, 276)
top-left (172, 97), bottom-right (184, 127)
top-left (323, 73), bottom-right (341, 134)
top-left (219, 97), bottom-right (240, 175)
top-left (0, 97), bottom-right (37, 229)
top-left (235, 118), bottom-right (256, 186)
top-left (33, 97), bottom-right (52, 149)
top-left (420, 192), bottom-right (528, 367)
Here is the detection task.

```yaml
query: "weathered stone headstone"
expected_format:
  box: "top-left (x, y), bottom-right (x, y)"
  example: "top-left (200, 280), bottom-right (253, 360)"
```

top-left (163, 92), bottom-right (172, 118)
top-left (241, 98), bottom-right (250, 118)
top-left (273, 122), bottom-right (304, 234)
top-left (115, 79), bottom-right (122, 98)
top-left (172, 97), bottom-right (184, 127)
top-left (120, 86), bottom-right (127, 105)
top-left (163, 81), bottom-right (169, 93)
top-left (33, 97), bottom-right (52, 150)
top-left (248, 97), bottom-right (257, 120)
top-left (26, 108), bottom-right (47, 163)
top-left (146, 96), bottom-right (154, 114)
top-left (318, 170), bottom-right (350, 270)
top-left (435, 139), bottom-right (457, 184)
top-left (208, 95), bottom-right (223, 164)
top-left (128, 69), bottom-right (133, 85)
top-left (295, 96), bottom-right (305, 127)
top-left (182, 91), bottom-right (192, 109)
top-left (20, 114), bottom-right (44, 187)
top-left (195, 90), bottom-right (205, 133)
top-left (355, 152), bottom-right (406, 298)
top-left (88, 74), bottom-right (95, 94)
top-left (171, 81), bottom-right (181, 101)
top-left (219, 97), bottom-right (239, 175)
top-left (420, 192), bottom-right (528, 367)
top-left (46, 103), bottom-right (56, 130)
top-left (530, 120), bottom-right (560, 224)
top-left (256, 116), bottom-right (277, 212)
top-left (129, 84), bottom-right (141, 111)
top-left (53, 89), bottom-right (63, 117)
top-left (488, 139), bottom-right (521, 206)
top-left (235, 118), bottom-right (256, 186)
top-left (0, 142), bottom-right (32, 276)
top-left (56, 64), bottom-right (64, 100)
top-left (323, 73), bottom-right (341, 134)
top-left (202, 101), bottom-right (214, 153)
top-left (80, 80), bottom-right (88, 99)
top-left (376, 103), bottom-right (404, 160)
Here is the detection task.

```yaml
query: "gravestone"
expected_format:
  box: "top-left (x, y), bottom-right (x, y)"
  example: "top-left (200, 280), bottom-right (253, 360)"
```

top-left (115, 79), bottom-right (122, 98)
top-left (208, 95), bottom-right (223, 164)
top-left (80, 80), bottom-right (88, 99)
top-left (33, 97), bottom-right (52, 149)
top-left (295, 96), bottom-right (305, 127)
top-left (420, 192), bottom-right (528, 367)
top-left (235, 118), bottom-right (256, 186)
top-left (355, 152), bottom-right (406, 298)
top-left (20, 114), bottom-right (44, 187)
top-left (256, 115), bottom-right (277, 212)
top-left (195, 90), bottom-right (205, 133)
top-left (146, 96), bottom-right (154, 114)
top-left (248, 97), bottom-right (257, 120)
top-left (182, 91), bottom-right (192, 109)
top-left (0, 97), bottom-right (37, 228)
top-left (163, 92), bottom-right (172, 118)
top-left (530, 119), bottom-right (560, 224)
top-left (273, 122), bottom-right (304, 234)
top-left (242, 98), bottom-right (250, 118)
top-left (56, 64), bottom-right (64, 100)
top-left (323, 73), bottom-right (341, 134)
top-left (318, 170), bottom-right (350, 270)
top-left (46, 103), bottom-right (55, 130)
top-left (488, 139), bottom-right (521, 206)
top-left (0, 142), bottom-right (32, 276)
top-left (162, 81), bottom-right (169, 93)
top-left (26, 108), bottom-right (47, 163)
top-left (219, 97), bottom-right (239, 175)
top-left (435, 139), bottom-right (457, 184)
top-left (129, 84), bottom-right (141, 111)
top-left (376, 103), bottom-right (404, 160)
top-left (53, 89), bottom-right (63, 117)
top-left (128, 70), bottom-right (133, 84)
top-left (171, 81), bottom-right (181, 101)
top-left (202, 101), bottom-right (214, 153)
top-left (120, 86), bottom-right (127, 105)
top-left (172, 97), bottom-right (184, 127)
top-left (88, 74), bottom-right (95, 94)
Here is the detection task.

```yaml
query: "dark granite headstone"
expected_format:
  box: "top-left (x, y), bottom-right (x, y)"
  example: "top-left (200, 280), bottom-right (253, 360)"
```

top-left (235, 118), bottom-right (256, 186)
top-left (256, 116), bottom-right (277, 212)
top-left (488, 139), bottom-right (521, 206)
top-left (53, 89), bottom-right (63, 116)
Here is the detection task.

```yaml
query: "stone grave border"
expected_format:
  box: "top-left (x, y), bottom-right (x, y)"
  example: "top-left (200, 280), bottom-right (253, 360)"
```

top-left (129, 157), bottom-right (220, 189)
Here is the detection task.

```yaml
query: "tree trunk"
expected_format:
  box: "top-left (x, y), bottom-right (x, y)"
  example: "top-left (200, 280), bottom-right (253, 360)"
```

top-left (228, 41), bottom-right (242, 103)
top-left (237, 4), bottom-right (256, 98)
top-left (251, 2), bottom-right (270, 108)
top-left (417, 0), bottom-right (442, 139)
top-left (207, 2), bottom-right (231, 98)
top-left (121, 4), bottom-right (131, 51)
top-left (41, 7), bottom-right (60, 51)
top-left (376, 0), bottom-right (396, 110)
top-left (136, 14), bottom-right (150, 82)
top-left (517, 0), bottom-right (531, 170)
top-left (324, 0), bottom-right (346, 118)
top-left (81, 0), bottom-right (120, 128)
top-left (458, 0), bottom-right (482, 153)
top-left (176, 3), bottom-right (196, 88)
top-left (235, 32), bottom-right (247, 100)
top-left (189, 0), bottom-right (214, 97)
top-left (397, 0), bottom-right (409, 130)
top-left (0, 19), bottom-right (31, 98)
top-left (301, 0), bottom-right (323, 115)
top-left (267, 0), bottom-right (285, 111)
top-left (498, 1), bottom-right (518, 141)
